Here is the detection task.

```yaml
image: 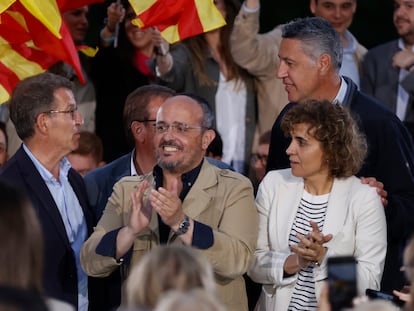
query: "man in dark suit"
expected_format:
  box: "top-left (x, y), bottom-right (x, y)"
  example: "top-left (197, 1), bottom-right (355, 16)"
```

top-left (0, 73), bottom-right (94, 310)
top-left (266, 17), bottom-right (414, 294)
top-left (361, 0), bottom-right (414, 138)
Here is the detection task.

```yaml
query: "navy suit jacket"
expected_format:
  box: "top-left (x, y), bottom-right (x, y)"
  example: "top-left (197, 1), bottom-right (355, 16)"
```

top-left (0, 146), bottom-right (94, 308)
top-left (361, 40), bottom-right (414, 127)
top-left (84, 153), bottom-right (131, 223)
top-left (267, 77), bottom-right (414, 293)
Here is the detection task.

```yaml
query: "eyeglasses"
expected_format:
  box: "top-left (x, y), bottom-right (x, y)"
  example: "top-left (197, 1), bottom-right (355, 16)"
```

top-left (44, 107), bottom-right (78, 120)
top-left (154, 122), bottom-right (206, 134)
top-left (251, 153), bottom-right (268, 165)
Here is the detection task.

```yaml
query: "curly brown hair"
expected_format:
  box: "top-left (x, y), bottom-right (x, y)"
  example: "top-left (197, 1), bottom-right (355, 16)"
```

top-left (281, 100), bottom-right (367, 178)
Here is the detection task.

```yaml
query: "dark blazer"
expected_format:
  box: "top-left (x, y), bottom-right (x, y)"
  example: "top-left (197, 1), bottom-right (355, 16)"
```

top-left (267, 77), bottom-right (414, 293)
top-left (0, 146), bottom-right (95, 308)
top-left (84, 153), bottom-right (131, 223)
top-left (361, 40), bottom-right (414, 129)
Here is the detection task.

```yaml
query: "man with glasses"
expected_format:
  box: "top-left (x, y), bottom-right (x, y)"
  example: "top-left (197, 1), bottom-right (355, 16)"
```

top-left (81, 94), bottom-right (258, 311)
top-left (251, 130), bottom-right (271, 185)
top-left (0, 72), bottom-right (94, 310)
top-left (81, 85), bottom-right (175, 311)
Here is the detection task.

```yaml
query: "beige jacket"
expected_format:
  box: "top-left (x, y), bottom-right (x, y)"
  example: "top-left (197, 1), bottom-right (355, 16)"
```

top-left (231, 8), bottom-right (287, 136)
top-left (81, 160), bottom-right (258, 311)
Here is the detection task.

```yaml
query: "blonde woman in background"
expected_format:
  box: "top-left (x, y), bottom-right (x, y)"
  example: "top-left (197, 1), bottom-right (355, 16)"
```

top-left (154, 289), bottom-right (226, 311)
top-left (123, 245), bottom-right (218, 310)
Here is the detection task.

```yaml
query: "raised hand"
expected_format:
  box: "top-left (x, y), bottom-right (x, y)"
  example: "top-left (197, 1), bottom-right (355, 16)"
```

top-left (106, 1), bottom-right (125, 31)
top-left (151, 27), bottom-right (170, 56)
top-left (127, 180), bottom-right (152, 235)
top-left (149, 178), bottom-right (185, 230)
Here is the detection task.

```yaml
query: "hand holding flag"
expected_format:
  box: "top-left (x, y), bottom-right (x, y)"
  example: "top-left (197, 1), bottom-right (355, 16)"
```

top-left (128, 0), bottom-right (226, 44)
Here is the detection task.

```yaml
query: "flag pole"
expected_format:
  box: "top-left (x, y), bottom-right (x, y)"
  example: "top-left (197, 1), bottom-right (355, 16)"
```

top-left (113, 0), bottom-right (121, 48)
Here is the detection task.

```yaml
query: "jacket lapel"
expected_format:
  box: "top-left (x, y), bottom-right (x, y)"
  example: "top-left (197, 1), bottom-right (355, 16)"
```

top-left (181, 160), bottom-right (217, 220)
top-left (275, 172), bottom-right (304, 250)
top-left (17, 149), bottom-right (71, 247)
top-left (322, 178), bottom-right (351, 239)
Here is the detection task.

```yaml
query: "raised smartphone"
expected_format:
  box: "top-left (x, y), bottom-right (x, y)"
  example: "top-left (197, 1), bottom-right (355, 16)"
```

top-left (328, 256), bottom-right (357, 310)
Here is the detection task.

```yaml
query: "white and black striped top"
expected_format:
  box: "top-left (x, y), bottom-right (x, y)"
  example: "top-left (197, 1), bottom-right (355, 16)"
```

top-left (287, 190), bottom-right (329, 311)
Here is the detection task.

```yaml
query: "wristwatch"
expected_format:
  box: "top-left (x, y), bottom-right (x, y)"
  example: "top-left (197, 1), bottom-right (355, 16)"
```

top-left (175, 215), bottom-right (190, 236)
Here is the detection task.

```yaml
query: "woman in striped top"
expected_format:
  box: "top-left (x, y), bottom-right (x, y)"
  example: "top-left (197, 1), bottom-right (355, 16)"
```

top-left (248, 100), bottom-right (387, 310)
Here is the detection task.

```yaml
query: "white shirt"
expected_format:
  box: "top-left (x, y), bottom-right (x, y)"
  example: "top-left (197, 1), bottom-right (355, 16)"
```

top-left (215, 72), bottom-right (247, 174)
top-left (340, 30), bottom-right (360, 88)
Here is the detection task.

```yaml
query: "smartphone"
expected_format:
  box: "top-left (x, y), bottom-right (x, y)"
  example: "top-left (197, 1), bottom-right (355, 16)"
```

top-left (328, 256), bottom-right (357, 310)
top-left (366, 289), bottom-right (405, 307)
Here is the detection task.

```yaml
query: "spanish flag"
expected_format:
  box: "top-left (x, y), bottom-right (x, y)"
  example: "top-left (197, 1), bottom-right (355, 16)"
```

top-left (0, 0), bottom-right (103, 104)
top-left (129, 0), bottom-right (226, 44)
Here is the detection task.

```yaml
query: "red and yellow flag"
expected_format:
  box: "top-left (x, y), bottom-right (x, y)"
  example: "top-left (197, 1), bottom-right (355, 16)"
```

top-left (129, 0), bottom-right (226, 44)
top-left (0, 0), bottom-right (103, 104)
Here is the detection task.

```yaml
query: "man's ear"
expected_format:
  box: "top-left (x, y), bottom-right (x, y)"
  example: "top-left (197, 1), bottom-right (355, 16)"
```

top-left (131, 121), bottom-right (143, 142)
top-left (35, 113), bottom-right (49, 134)
top-left (201, 129), bottom-right (216, 150)
top-left (318, 53), bottom-right (332, 75)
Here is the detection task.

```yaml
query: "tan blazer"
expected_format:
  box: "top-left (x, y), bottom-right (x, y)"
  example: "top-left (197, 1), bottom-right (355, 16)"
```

top-left (81, 159), bottom-right (258, 311)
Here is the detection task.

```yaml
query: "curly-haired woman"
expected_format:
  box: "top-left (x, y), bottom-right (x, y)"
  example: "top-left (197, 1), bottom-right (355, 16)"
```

top-left (248, 100), bottom-right (387, 311)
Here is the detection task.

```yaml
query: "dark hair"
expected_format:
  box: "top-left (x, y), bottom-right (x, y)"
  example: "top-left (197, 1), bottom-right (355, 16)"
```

top-left (258, 130), bottom-right (271, 145)
top-left (70, 131), bottom-right (103, 164)
top-left (123, 85), bottom-right (176, 144)
top-left (0, 181), bottom-right (44, 293)
top-left (281, 100), bottom-right (367, 177)
top-left (282, 17), bottom-right (343, 71)
top-left (206, 129), bottom-right (223, 157)
top-left (9, 72), bottom-right (73, 140)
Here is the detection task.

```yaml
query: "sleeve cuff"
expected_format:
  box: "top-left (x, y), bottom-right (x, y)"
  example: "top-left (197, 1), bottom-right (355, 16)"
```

top-left (95, 228), bottom-right (121, 257)
top-left (95, 228), bottom-right (133, 266)
top-left (192, 221), bottom-right (214, 249)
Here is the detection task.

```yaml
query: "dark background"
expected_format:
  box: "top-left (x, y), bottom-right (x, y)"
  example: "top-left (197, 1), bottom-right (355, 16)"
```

top-left (86, 0), bottom-right (399, 49)
top-left (259, 0), bottom-right (398, 49)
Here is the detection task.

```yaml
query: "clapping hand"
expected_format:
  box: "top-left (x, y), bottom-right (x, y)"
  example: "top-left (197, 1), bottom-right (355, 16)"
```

top-left (290, 221), bottom-right (333, 267)
top-left (128, 180), bottom-right (152, 235)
